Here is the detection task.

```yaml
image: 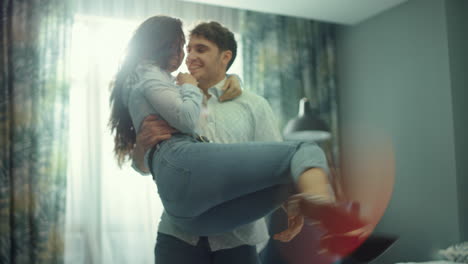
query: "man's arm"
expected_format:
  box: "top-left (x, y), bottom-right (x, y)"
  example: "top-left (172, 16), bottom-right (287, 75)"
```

top-left (132, 115), bottom-right (178, 174)
top-left (251, 96), bottom-right (282, 142)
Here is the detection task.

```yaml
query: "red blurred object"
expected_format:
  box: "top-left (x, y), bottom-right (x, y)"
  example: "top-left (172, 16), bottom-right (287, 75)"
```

top-left (300, 200), bottom-right (368, 234)
top-left (321, 233), bottom-right (368, 257)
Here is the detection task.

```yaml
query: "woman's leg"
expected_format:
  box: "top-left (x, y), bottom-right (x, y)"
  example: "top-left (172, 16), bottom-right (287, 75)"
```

top-left (171, 184), bottom-right (294, 235)
top-left (152, 139), bottom-right (329, 232)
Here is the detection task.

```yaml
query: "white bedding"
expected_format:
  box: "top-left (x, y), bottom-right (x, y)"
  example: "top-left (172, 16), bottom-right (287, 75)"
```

top-left (395, 260), bottom-right (461, 264)
top-left (396, 242), bottom-right (468, 264)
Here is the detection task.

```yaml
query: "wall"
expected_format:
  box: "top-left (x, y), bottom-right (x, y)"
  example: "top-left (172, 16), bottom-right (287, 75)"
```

top-left (446, 0), bottom-right (468, 242)
top-left (335, 0), bottom-right (464, 262)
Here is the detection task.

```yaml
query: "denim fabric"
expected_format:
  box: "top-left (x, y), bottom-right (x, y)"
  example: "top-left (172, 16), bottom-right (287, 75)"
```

top-left (156, 85), bottom-right (282, 251)
top-left (151, 134), bottom-right (328, 235)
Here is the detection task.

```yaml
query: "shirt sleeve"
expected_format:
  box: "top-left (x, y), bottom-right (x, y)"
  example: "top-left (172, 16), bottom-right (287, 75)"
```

top-left (252, 97), bottom-right (283, 142)
top-left (140, 67), bottom-right (203, 134)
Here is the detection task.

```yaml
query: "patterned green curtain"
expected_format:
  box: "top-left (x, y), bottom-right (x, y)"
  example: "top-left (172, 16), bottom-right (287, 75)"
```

top-left (0, 0), bottom-right (72, 263)
top-left (240, 11), bottom-right (339, 159)
top-left (240, 12), bottom-right (342, 264)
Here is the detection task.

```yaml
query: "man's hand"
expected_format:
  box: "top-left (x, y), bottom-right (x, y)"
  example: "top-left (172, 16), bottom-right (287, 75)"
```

top-left (319, 226), bottom-right (371, 257)
top-left (219, 75), bottom-right (242, 102)
top-left (133, 115), bottom-right (179, 173)
top-left (273, 214), bottom-right (304, 242)
top-left (273, 196), bottom-right (305, 242)
top-left (316, 201), bottom-right (371, 257)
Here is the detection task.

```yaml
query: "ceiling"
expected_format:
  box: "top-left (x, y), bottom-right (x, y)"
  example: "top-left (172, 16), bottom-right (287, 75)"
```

top-left (179, 0), bottom-right (408, 25)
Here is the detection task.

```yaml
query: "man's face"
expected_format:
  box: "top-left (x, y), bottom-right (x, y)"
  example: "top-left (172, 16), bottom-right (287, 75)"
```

top-left (186, 35), bottom-right (228, 85)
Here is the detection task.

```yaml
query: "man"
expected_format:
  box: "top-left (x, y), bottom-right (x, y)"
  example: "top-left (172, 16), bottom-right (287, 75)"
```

top-left (133, 21), bottom-right (303, 264)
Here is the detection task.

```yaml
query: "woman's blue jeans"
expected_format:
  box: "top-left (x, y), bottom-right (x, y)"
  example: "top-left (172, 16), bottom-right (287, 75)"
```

top-left (150, 135), bottom-right (328, 236)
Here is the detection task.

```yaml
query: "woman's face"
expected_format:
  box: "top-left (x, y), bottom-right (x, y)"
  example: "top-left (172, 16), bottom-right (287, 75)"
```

top-left (167, 40), bottom-right (185, 73)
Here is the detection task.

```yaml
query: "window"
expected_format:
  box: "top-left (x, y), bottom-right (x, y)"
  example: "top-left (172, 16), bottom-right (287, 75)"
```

top-left (66, 15), bottom-right (243, 263)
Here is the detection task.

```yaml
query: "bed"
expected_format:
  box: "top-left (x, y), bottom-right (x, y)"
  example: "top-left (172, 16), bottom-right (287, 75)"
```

top-left (342, 236), bottom-right (467, 264)
top-left (396, 242), bottom-right (468, 264)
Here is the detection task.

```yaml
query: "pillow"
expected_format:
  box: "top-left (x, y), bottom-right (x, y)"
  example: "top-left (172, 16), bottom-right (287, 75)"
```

top-left (438, 242), bottom-right (468, 263)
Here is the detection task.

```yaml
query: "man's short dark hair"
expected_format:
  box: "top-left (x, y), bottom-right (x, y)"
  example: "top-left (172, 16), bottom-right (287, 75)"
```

top-left (190, 21), bottom-right (237, 71)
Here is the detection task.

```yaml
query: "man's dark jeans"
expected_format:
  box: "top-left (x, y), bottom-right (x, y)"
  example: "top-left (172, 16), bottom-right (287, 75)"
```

top-left (155, 232), bottom-right (261, 264)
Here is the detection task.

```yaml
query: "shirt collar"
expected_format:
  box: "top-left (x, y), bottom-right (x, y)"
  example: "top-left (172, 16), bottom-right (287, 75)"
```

top-left (207, 77), bottom-right (227, 99)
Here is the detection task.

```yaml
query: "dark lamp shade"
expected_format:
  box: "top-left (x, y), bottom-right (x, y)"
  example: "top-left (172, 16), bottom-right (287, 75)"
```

top-left (283, 98), bottom-right (331, 142)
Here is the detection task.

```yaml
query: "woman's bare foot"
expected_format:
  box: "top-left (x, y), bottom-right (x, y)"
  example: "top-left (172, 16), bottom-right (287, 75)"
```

top-left (293, 168), bottom-right (368, 236)
top-left (283, 193), bottom-right (369, 256)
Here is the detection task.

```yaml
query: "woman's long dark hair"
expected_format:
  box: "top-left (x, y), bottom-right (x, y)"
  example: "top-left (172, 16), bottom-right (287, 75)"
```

top-left (109, 16), bottom-right (185, 166)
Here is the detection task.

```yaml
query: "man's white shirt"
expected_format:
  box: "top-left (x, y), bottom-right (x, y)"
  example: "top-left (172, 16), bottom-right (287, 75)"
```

top-left (157, 77), bottom-right (283, 251)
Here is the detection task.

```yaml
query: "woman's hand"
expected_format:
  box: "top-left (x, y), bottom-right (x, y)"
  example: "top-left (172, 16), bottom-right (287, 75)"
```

top-left (176, 72), bottom-right (198, 86)
top-left (220, 75), bottom-right (242, 102)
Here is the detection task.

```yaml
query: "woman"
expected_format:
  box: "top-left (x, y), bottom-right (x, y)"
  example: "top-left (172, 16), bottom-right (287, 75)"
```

top-left (109, 15), bottom-right (365, 237)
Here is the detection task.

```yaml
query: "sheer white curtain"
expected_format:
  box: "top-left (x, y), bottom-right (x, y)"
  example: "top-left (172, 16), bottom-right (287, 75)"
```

top-left (65, 16), bottom-right (160, 264)
top-left (65, 1), bottom-right (241, 263)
